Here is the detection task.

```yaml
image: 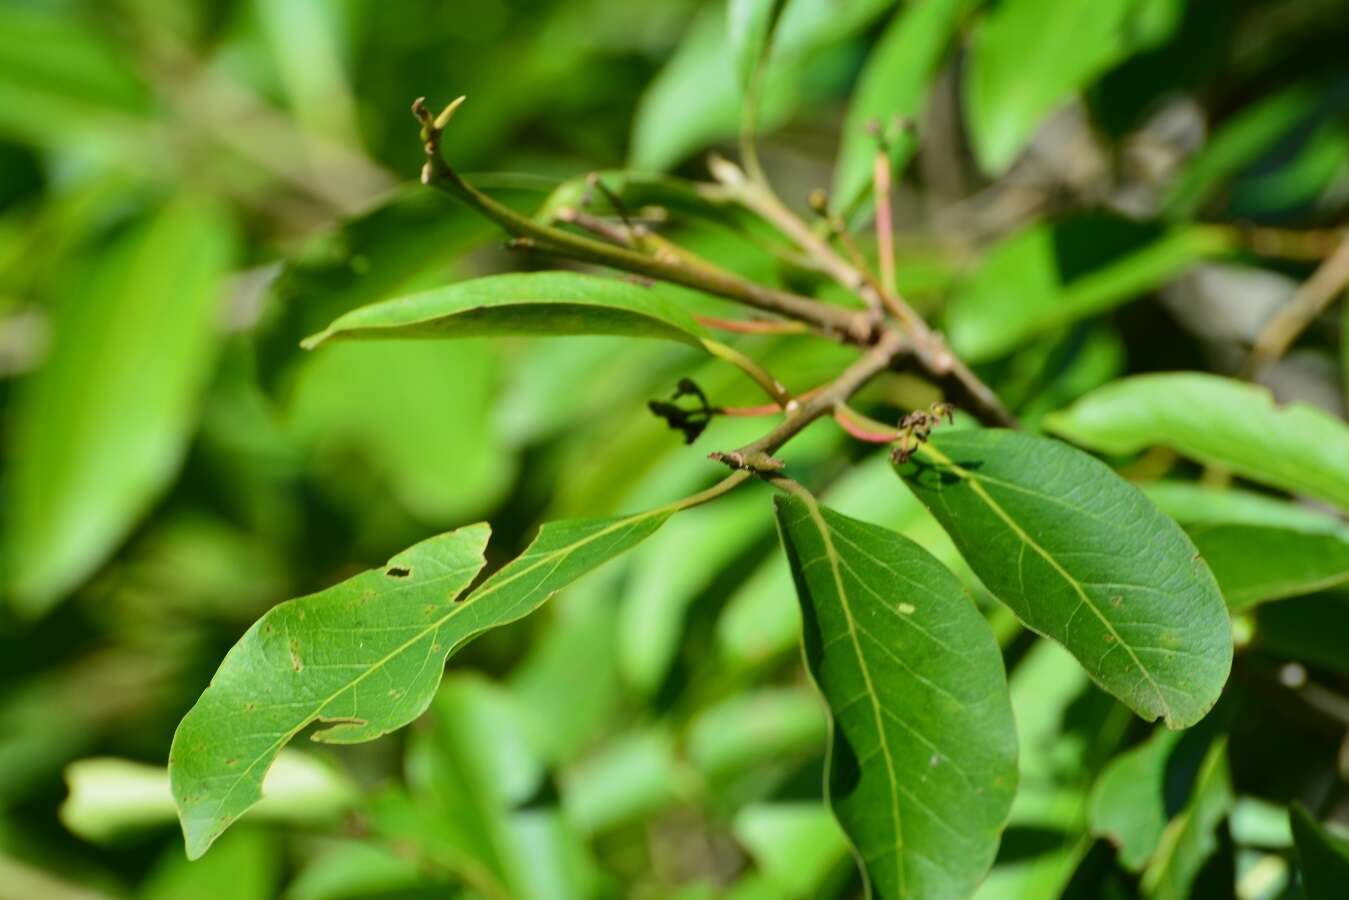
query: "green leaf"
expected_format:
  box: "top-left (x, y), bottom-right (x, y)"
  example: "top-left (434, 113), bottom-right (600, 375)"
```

top-left (1142, 482), bottom-right (1348, 535)
top-left (832, 0), bottom-right (969, 212)
top-left (774, 492), bottom-right (1018, 900)
top-left (1045, 374), bottom-right (1349, 511)
top-left (687, 688), bottom-right (827, 782)
top-left (302, 271), bottom-right (709, 351)
top-left (946, 215), bottom-right (1229, 362)
top-left (1140, 739), bottom-right (1233, 900)
top-left (895, 429), bottom-right (1232, 728)
top-left (630, 0), bottom-right (891, 170)
top-left (1190, 524), bottom-right (1349, 610)
top-left (1290, 803), bottom-right (1349, 899)
top-left (563, 728), bottom-right (690, 834)
top-left (964, 0), bottom-right (1169, 173)
top-left (733, 804), bottom-right (850, 899)
top-left (60, 753), bottom-right (355, 844)
top-left (729, 0), bottom-right (791, 89)
top-left (172, 506), bottom-right (675, 858)
top-left (0, 6), bottom-right (148, 146)
top-left (1164, 85), bottom-right (1319, 220)
top-left (286, 340), bottom-right (512, 524)
top-left (1087, 728), bottom-right (1183, 870)
top-left (385, 676), bottom-right (595, 900)
top-left (5, 197), bottom-right (235, 615)
top-left (141, 828), bottom-right (279, 900)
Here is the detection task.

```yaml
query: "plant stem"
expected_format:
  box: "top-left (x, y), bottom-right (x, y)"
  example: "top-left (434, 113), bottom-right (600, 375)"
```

top-left (415, 99), bottom-right (872, 342)
top-left (711, 330), bottom-right (908, 472)
top-left (709, 156), bottom-right (1017, 428)
top-left (1244, 233), bottom-right (1349, 374)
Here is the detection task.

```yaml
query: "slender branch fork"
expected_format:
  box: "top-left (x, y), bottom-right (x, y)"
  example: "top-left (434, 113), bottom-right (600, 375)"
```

top-left (412, 95), bottom-right (1015, 486)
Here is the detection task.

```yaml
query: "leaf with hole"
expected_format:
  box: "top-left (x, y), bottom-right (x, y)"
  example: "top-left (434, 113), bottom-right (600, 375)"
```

top-left (1046, 374), bottom-right (1349, 511)
top-left (302, 271), bottom-right (710, 351)
top-left (895, 429), bottom-right (1232, 728)
top-left (775, 493), bottom-right (1018, 900)
top-left (171, 506), bottom-right (675, 858)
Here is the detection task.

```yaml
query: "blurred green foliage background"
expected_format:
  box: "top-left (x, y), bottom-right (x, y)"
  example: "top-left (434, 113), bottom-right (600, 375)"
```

top-left (1, 0), bottom-right (1347, 897)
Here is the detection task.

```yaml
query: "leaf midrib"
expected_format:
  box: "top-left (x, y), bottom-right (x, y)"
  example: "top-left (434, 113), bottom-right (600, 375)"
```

top-left (194, 511), bottom-right (660, 846)
top-left (793, 492), bottom-right (907, 896)
top-left (917, 442), bottom-right (1172, 722)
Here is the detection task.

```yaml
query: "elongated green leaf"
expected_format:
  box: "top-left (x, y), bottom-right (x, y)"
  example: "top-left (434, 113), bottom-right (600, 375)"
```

top-left (895, 429), bottom-right (1232, 728)
top-left (774, 493), bottom-right (1018, 900)
top-left (1142, 482), bottom-right (1348, 535)
top-left (946, 215), bottom-right (1229, 361)
top-left (1087, 728), bottom-right (1183, 870)
top-left (832, 0), bottom-right (969, 211)
top-left (963, 0), bottom-right (1149, 173)
top-left (5, 197), bottom-right (234, 615)
top-left (1190, 524), bottom-right (1349, 610)
top-left (1046, 374), bottom-right (1349, 511)
top-left (1290, 803), bottom-right (1349, 900)
top-left (302, 271), bottom-right (709, 350)
top-left (729, 0), bottom-right (790, 89)
top-left (172, 507), bottom-right (675, 858)
top-left (1141, 739), bottom-right (1233, 900)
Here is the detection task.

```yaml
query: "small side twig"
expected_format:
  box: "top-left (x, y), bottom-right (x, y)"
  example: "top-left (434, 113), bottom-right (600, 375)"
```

top-left (1244, 233), bottom-right (1349, 375)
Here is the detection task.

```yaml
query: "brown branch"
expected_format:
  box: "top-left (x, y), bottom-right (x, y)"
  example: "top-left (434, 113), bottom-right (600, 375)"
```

top-left (708, 156), bottom-right (1017, 428)
top-left (413, 98), bottom-right (874, 344)
top-left (710, 330), bottom-right (909, 472)
top-left (1245, 233), bottom-right (1349, 375)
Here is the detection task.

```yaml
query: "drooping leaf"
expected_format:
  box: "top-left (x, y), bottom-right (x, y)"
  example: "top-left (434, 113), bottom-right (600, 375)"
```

top-left (1046, 374), bottom-right (1349, 511)
top-left (729, 0), bottom-right (791, 89)
top-left (1290, 803), bottom-right (1349, 900)
top-left (963, 0), bottom-right (1160, 173)
top-left (5, 196), bottom-right (234, 615)
top-left (1087, 728), bottom-right (1184, 870)
top-left (832, 0), bottom-right (969, 211)
top-left (1189, 524), bottom-right (1349, 610)
top-left (895, 429), bottom-right (1232, 728)
top-left (774, 493), bottom-right (1018, 900)
top-left (946, 215), bottom-right (1229, 362)
top-left (302, 271), bottom-right (710, 351)
top-left (1140, 739), bottom-right (1233, 900)
top-left (172, 506), bottom-right (676, 858)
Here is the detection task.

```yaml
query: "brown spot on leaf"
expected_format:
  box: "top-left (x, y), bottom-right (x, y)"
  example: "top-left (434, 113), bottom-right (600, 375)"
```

top-left (386, 566), bottom-right (411, 578)
top-left (289, 640), bottom-right (303, 672)
top-left (1110, 595), bottom-right (1123, 607)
